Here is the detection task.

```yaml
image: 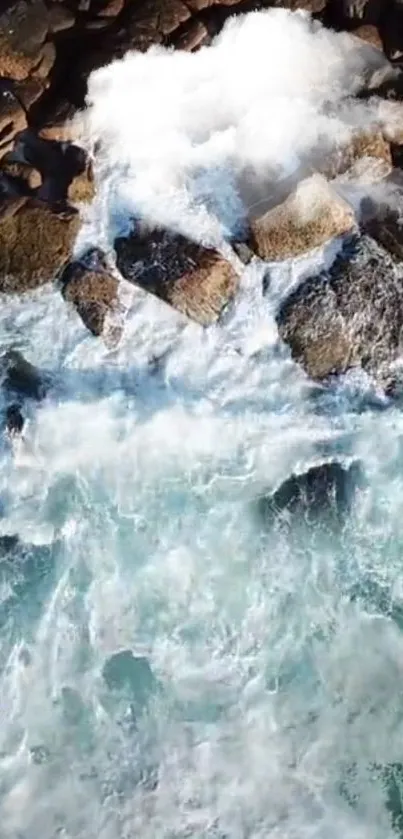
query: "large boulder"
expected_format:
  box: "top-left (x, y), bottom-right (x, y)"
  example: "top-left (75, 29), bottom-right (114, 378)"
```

top-left (115, 226), bottom-right (239, 326)
top-left (276, 234), bottom-right (403, 386)
top-left (0, 202), bottom-right (80, 293)
top-left (248, 174), bottom-right (356, 262)
top-left (0, 0), bottom-right (49, 81)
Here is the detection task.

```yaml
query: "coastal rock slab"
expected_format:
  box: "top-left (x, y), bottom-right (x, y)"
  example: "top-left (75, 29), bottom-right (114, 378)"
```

top-left (115, 227), bottom-right (239, 326)
top-left (0, 203), bottom-right (80, 292)
top-left (248, 174), bottom-right (356, 262)
top-left (277, 234), bottom-right (403, 385)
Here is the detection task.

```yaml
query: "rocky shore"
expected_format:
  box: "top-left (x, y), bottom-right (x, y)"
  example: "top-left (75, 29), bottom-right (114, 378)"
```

top-left (2, 0), bottom-right (403, 411)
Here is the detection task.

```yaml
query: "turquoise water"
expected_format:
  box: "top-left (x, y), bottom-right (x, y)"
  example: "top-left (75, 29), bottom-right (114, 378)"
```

top-left (0, 274), bottom-right (403, 838)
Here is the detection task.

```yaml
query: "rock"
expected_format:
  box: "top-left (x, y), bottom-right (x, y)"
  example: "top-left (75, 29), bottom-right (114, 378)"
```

top-left (339, 0), bottom-right (383, 24)
top-left (31, 42), bottom-right (56, 82)
top-left (115, 227), bottom-right (239, 326)
top-left (352, 23), bottom-right (383, 50)
top-left (277, 234), bottom-right (403, 385)
top-left (47, 4), bottom-right (75, 33)
top-left (0, 349), bottom-right (46, 399)
top-left (318, 131), bottom-right (392, 180)
top-left (257, 460), bottom-right (363, 527)
top-left (363, 207), bottom-right (403, 261)
top-left (102, 650), bottom-right (157, 706)
top-left (36, 99), bottom-right (78, 142)
top-left (59, 249), bottom-right (121, 340)
top-left (67, 164), bottom-right (95, 205)
top-left (248, 174), bottom-right (356, 262)
top-left (0, 202), bottom-right (80, 293)
top-left (174, 19), bottom-right (210, 51)
top-left (5, 403), bottom-right (25, 437)
top-left (0, 1), bottom-right (49, 80)
top-left (0, 88), bottom-right (27, 156)
top-left (1, 159), bottom-right (42, 191)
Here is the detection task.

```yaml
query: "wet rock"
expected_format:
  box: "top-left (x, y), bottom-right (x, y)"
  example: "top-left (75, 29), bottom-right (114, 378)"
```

top-left (67, 164), bottom-right (95, 205)
top-left (1, 159), bottom-right (42, 191)
top-left (277, 234), bottom-right (403, 385)
top-left (0, 349), bottom-right (46, 400)
top-left (47, 4), bottom-right (75, 34)
top-left (115, 226), bottom-right (239, 326)
top-left (36, 98), bottom-right (78, 142)
top-left (352, 23), bottom-right (383, 50)
top-left (363, 207), bottom-right (403, 261)
top-left (0, 1), bottom-right (49, 81)
top-left (102, 650), bottom-right (157, 706)
top-left (59, 249), bottom-right (121, 341)
top-left (248, 174), bottom-right (356, 262)
top-left (257, 460), bottom-right (363, 527)
top-left (5, 403), bottom-right (25, 437)
top-left (0, 88), bottom-right (27, 157)
top-left (174, 19), bottom-right (210, 51)
top-left (9, 129), bottom-right (86, 207)
top-left (319, 131), bottom-right (392, 180)
top-left (0, 202), bottom-right (80, 292)
top-left (30, 744), bottom-right (50, 765)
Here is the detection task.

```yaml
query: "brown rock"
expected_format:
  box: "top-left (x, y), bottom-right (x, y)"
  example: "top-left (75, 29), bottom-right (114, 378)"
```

top-left (0, 203), bottom-right (80, 293)
top-left (1, 159), bottom-right (41, 190)
top-left (249, 175), bottom-right (356, 262)
top-left (47, 3), bottom-right (75, 33)
top-left (123, 0), bottom-right (191, 49)
top-left (277, 234), bottom-right (403, 384)
top-left (93, 0), bottom-right (125, 16)
top-left (68, 165), bottom-right (95, 205)
top-left (115, 227), bottom-right (239, 326)
top-left (59, 249), bottom-right (121, 340)
top-left (317, 131), bottom-right (392, 180)
top-left (0, 1), bottom-right (49, 80)
top-left (174, 19), bottom-right (210, 51)
top-left (37, 99), bottom-right (78, 142)
top-left (352, 24), bottom-right (383, 50)
top-left (0, 89), bottom-right (27, 155)
top-left (31, 42), bottom-right (56, 81)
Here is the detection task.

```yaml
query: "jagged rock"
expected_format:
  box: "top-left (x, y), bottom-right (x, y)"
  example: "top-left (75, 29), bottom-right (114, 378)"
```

top-left (277, 234), bottom-right (403, 385)
top-left (0, 349), bottom-right (46, 400)
top-left (0, 203), bottom-right (80, 292)
top-left (248, 174), bottom-right (356, 262)
top-left (0, 88), bottom-right (27, 155)
top-left (257, 460), bottom-right (363, 527)
top-left (59, 249), bottom-right (121, 339)
top-left (0, 1), bottom-right (49, 81)
top-left (115, 226), bottom-right (239, 326)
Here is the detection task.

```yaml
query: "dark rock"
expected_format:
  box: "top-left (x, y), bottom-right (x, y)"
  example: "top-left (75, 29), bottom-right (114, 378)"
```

top-left (115, 226), bottom-right (239, 326)
top-left (5, 403), bottom-right (25, 436)
top-left (102, 650), bottom-right (157, 705)
top-left (0, 170), bottom-right (29, 220)
top-left (0, 349), bottom-right (46, 400)
top-left (277, 235), bottom-right (403, 386)
top-left (257, 460), bottom-right (363, 527)
top-left (30, 744), bottom-right (50, 765)
top-left (9, 129), bottom-right (86, 207)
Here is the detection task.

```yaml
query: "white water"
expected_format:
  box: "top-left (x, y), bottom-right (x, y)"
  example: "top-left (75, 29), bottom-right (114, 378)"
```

top-left (1, 8), bottom-right (403, 839)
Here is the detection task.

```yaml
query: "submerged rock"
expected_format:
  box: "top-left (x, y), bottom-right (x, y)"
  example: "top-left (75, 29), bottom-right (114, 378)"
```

top-left (115, 226), bottom-right (239, 327)
top-left (257, 460), bottom-right (363, 527)
top-left (102, 650), bottom-right (157, 706)
top-left (277, 234), bottom-right (403, 385)
top-left (248, 175), bottom-right (356, 262)
top-left (0, 349), bottom-right (46, 400)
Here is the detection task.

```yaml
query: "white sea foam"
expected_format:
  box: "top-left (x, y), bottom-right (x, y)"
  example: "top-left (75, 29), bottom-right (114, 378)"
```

top-left (0, 9), bottom-right (403, 839)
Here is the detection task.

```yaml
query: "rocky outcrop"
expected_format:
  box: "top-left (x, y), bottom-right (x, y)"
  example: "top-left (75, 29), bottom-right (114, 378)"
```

top-left (277, 234), bottom-right (403, 386)
top-left (249, 174), bottom-right (356, 262)
top-left (115, 226), bottom-right (239, 326)
top-left (257, 460), bottom-right (363, 527)
top-left (0, 349), bottom-right (47, 400)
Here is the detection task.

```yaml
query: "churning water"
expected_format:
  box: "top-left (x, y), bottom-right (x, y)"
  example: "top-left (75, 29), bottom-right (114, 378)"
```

top-left (1, 7), bottom-right (403, 839)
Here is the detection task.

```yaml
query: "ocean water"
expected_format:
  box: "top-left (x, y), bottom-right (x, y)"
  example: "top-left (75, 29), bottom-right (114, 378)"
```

top-left (1, 7), bottom-right (403, 839)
